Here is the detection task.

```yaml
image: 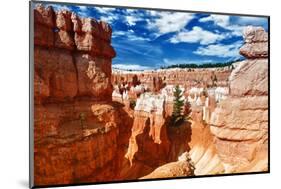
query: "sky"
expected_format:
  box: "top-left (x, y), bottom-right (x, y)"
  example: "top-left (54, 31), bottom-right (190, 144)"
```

top-left (36, 3), bottom-right (268, 70)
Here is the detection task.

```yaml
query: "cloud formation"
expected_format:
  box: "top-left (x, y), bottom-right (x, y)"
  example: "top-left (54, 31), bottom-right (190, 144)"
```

top-left (194, 41), bottom-right (243, 58)
top-left (170, 26), bottom-right (226, 45)
top-left (147, 11), bottom-right (195, 35)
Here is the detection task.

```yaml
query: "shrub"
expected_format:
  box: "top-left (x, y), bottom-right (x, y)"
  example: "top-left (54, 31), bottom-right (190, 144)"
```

top-left (171, 85), bottom-right (185, 127)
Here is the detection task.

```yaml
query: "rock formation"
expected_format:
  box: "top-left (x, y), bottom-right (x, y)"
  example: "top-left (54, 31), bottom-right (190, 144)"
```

top-left (210, 26), bottom-right (268, 172)
top-left (239, 26), bottom-right (268, 59)
top-left (33, 4), bottom-right (133, 186)
top-left (112, 67), bottom-right (232, 92)
top-left (140, 152), bottom-right (195, 179)
top-left (125, 94), bottom-right (171, 172)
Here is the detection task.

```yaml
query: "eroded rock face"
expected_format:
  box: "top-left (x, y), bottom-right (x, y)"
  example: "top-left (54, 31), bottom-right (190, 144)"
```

top-left (34, 101), bottom-right (133, 185)
top-left (125, 94), bottom-right (170, 169)
top-left (112, 68), bottom-right (231, 91)
top-left (239, 26), bottom-right (268, 59)
top-left (210, 26), bottom-right (268, 172)
top-left (34, 4), bottom-right (115, 103)
top-left (34, 47), bottom-right (78, 102)
top-left (140, 152), bottom-right (194, 179)
top-left (33, 5), bottom-right (126, 186)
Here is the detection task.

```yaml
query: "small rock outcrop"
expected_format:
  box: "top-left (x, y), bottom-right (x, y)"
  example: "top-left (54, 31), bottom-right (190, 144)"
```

top-left (140, 152), bottom-right (194, 179)
top-left (210, 26), bottom-right (268, 172)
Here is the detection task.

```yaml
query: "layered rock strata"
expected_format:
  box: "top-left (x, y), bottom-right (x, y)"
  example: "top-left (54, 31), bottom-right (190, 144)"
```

top-left (33, 5), bottom-right (133, 186)
top-left (210, 26), bottom-right (268, 172)
top-left (112, 68), bottom-right (232, 92)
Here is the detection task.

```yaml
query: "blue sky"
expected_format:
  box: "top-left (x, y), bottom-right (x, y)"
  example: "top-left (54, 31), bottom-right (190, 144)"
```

top-left (37, 3), bottom-right (268, 70)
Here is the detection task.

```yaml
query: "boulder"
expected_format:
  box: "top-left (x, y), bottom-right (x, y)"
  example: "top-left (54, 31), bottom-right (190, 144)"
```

top-left (239, 26), bottom-right (268, 58)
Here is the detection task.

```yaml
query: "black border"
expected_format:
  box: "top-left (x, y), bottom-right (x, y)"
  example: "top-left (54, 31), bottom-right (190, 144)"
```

top-left (29, 0), bottom-right (270, 188)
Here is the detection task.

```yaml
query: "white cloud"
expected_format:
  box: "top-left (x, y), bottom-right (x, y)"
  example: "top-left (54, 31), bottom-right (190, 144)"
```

top-left (199, 14), bottom-right (247, 37)
top-left (125, 15), bottom-right (140, 26)
top-left (95, 7), bottom-right (118, 23)
top-left (200, 15), bottom-right (230, 28)
top-left (77, 5), bottom-right (87, 11)
top-left (94, 7), bottom-right (116, 14)
top-left (147, 11), bottom-right (195, 35)
top-left (170, 26), bottom-right (226, 45)
top-left (125, 9), bottom-right (138, 14)
top-left (194, 41), bottom-right (243, 58)
top-left (112, 31), bottom-right (127, 38)
top-left (112, 29), bottom-right (150, 41)
top-left (75, 6), bottom-right (91, 18)
top-left (113, 64), bottom-right (151, 70)
top-left (100, 15), bottom-right (118, 23)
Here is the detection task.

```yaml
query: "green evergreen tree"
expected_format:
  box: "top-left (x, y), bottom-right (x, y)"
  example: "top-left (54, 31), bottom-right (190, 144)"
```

top-left (171, 85), bottom-right (185, 126)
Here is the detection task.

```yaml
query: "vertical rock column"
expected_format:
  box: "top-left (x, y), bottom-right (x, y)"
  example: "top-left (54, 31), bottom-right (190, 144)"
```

top-left (33, 4), bottom-right (119, 186)
top-left (210, 26), bottom-right (268, 172)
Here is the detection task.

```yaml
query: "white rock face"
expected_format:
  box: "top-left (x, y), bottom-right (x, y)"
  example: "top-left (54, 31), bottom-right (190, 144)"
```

top-left (208, 87), bottom-right (229, 103)
top-left (112, 86), bottom-right (129, 102)
top-left (188, 87), bottom-right (228, 104)
top-left (130, 84), bottom-right (147, 94)
top-left (135, 93), bottom-right (165, 115)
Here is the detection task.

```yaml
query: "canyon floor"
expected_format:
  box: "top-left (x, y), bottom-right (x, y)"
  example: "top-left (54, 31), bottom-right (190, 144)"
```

top-left (33, 5), bottom-right (268, 186)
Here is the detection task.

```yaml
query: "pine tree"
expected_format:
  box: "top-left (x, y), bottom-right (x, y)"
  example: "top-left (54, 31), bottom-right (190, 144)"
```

top-left (171, 85), bottom-right (185, 126)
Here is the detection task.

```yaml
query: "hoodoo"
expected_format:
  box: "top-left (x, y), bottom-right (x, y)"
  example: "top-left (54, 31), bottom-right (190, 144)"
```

top-left (210, 26), bottom-right (268, 172)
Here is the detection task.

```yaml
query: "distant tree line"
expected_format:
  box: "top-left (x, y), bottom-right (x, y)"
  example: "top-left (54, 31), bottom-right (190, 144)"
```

top-left (160, 58), bottom-right (244, 70)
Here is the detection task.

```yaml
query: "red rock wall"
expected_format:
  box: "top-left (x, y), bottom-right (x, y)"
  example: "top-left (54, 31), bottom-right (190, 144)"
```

top-left (34, 5), bottom-right (115, 104)
top-left (33, 5), bottom-right (134, 186)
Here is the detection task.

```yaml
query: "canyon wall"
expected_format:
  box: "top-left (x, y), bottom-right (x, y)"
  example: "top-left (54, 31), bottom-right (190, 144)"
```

top-left (123, 93), bottom-right (197, 179)
top-left (210, 26), bottom-right (268, 172)
top-left (112, 68), bottom-right (232, 91)
top-left (33, 5), bottom-right (133, 186)
top-left (123, 94), bottom-right (171, 178)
